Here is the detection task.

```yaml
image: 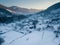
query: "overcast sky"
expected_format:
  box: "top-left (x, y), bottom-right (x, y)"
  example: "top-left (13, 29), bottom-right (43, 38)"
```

top-left (0, 0), bottom-right (60, 9)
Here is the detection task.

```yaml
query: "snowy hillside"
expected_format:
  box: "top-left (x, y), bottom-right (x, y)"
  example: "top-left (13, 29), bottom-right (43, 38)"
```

top-left (0, 2), bottom-right (60, 45)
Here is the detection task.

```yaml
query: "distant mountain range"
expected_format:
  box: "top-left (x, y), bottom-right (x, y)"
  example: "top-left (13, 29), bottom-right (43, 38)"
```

top-left (9, 6), bottom-right (40, 14)
top-left (0, 4), bottom-right (40, 15)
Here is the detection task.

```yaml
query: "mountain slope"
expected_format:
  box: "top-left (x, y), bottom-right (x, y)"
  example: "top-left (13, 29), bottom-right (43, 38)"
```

top-left (46, 2), bottom-right (60, 11)
top-left (0, 4), bottom-right (27, 23)
top-left (0, 4), bottom-right (8, 9)
top-left (36, 2), bottom-right (60, 19)
top-left (0, 4), bottom-right (13, 17)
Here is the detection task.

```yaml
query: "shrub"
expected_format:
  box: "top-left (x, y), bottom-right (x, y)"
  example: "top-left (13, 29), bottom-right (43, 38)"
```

top-left (0, 37), bottom-right (4, 45)
top-left (32, 20), bottom-right (38, 29)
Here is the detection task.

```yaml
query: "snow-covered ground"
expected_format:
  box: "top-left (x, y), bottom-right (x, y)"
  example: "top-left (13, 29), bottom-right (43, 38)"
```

top-left (2, 30), bottom-right (60, 45)
top-left (0, 15), bottom-right (60, 45)
top-left (1, 31), bottom-right (24, 45)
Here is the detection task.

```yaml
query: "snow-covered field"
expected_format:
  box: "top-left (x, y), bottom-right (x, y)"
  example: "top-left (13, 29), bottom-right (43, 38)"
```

top-left (1, 30), bottom-right (60, 45)
top-left (1, 31), bottom-right (23, 45)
